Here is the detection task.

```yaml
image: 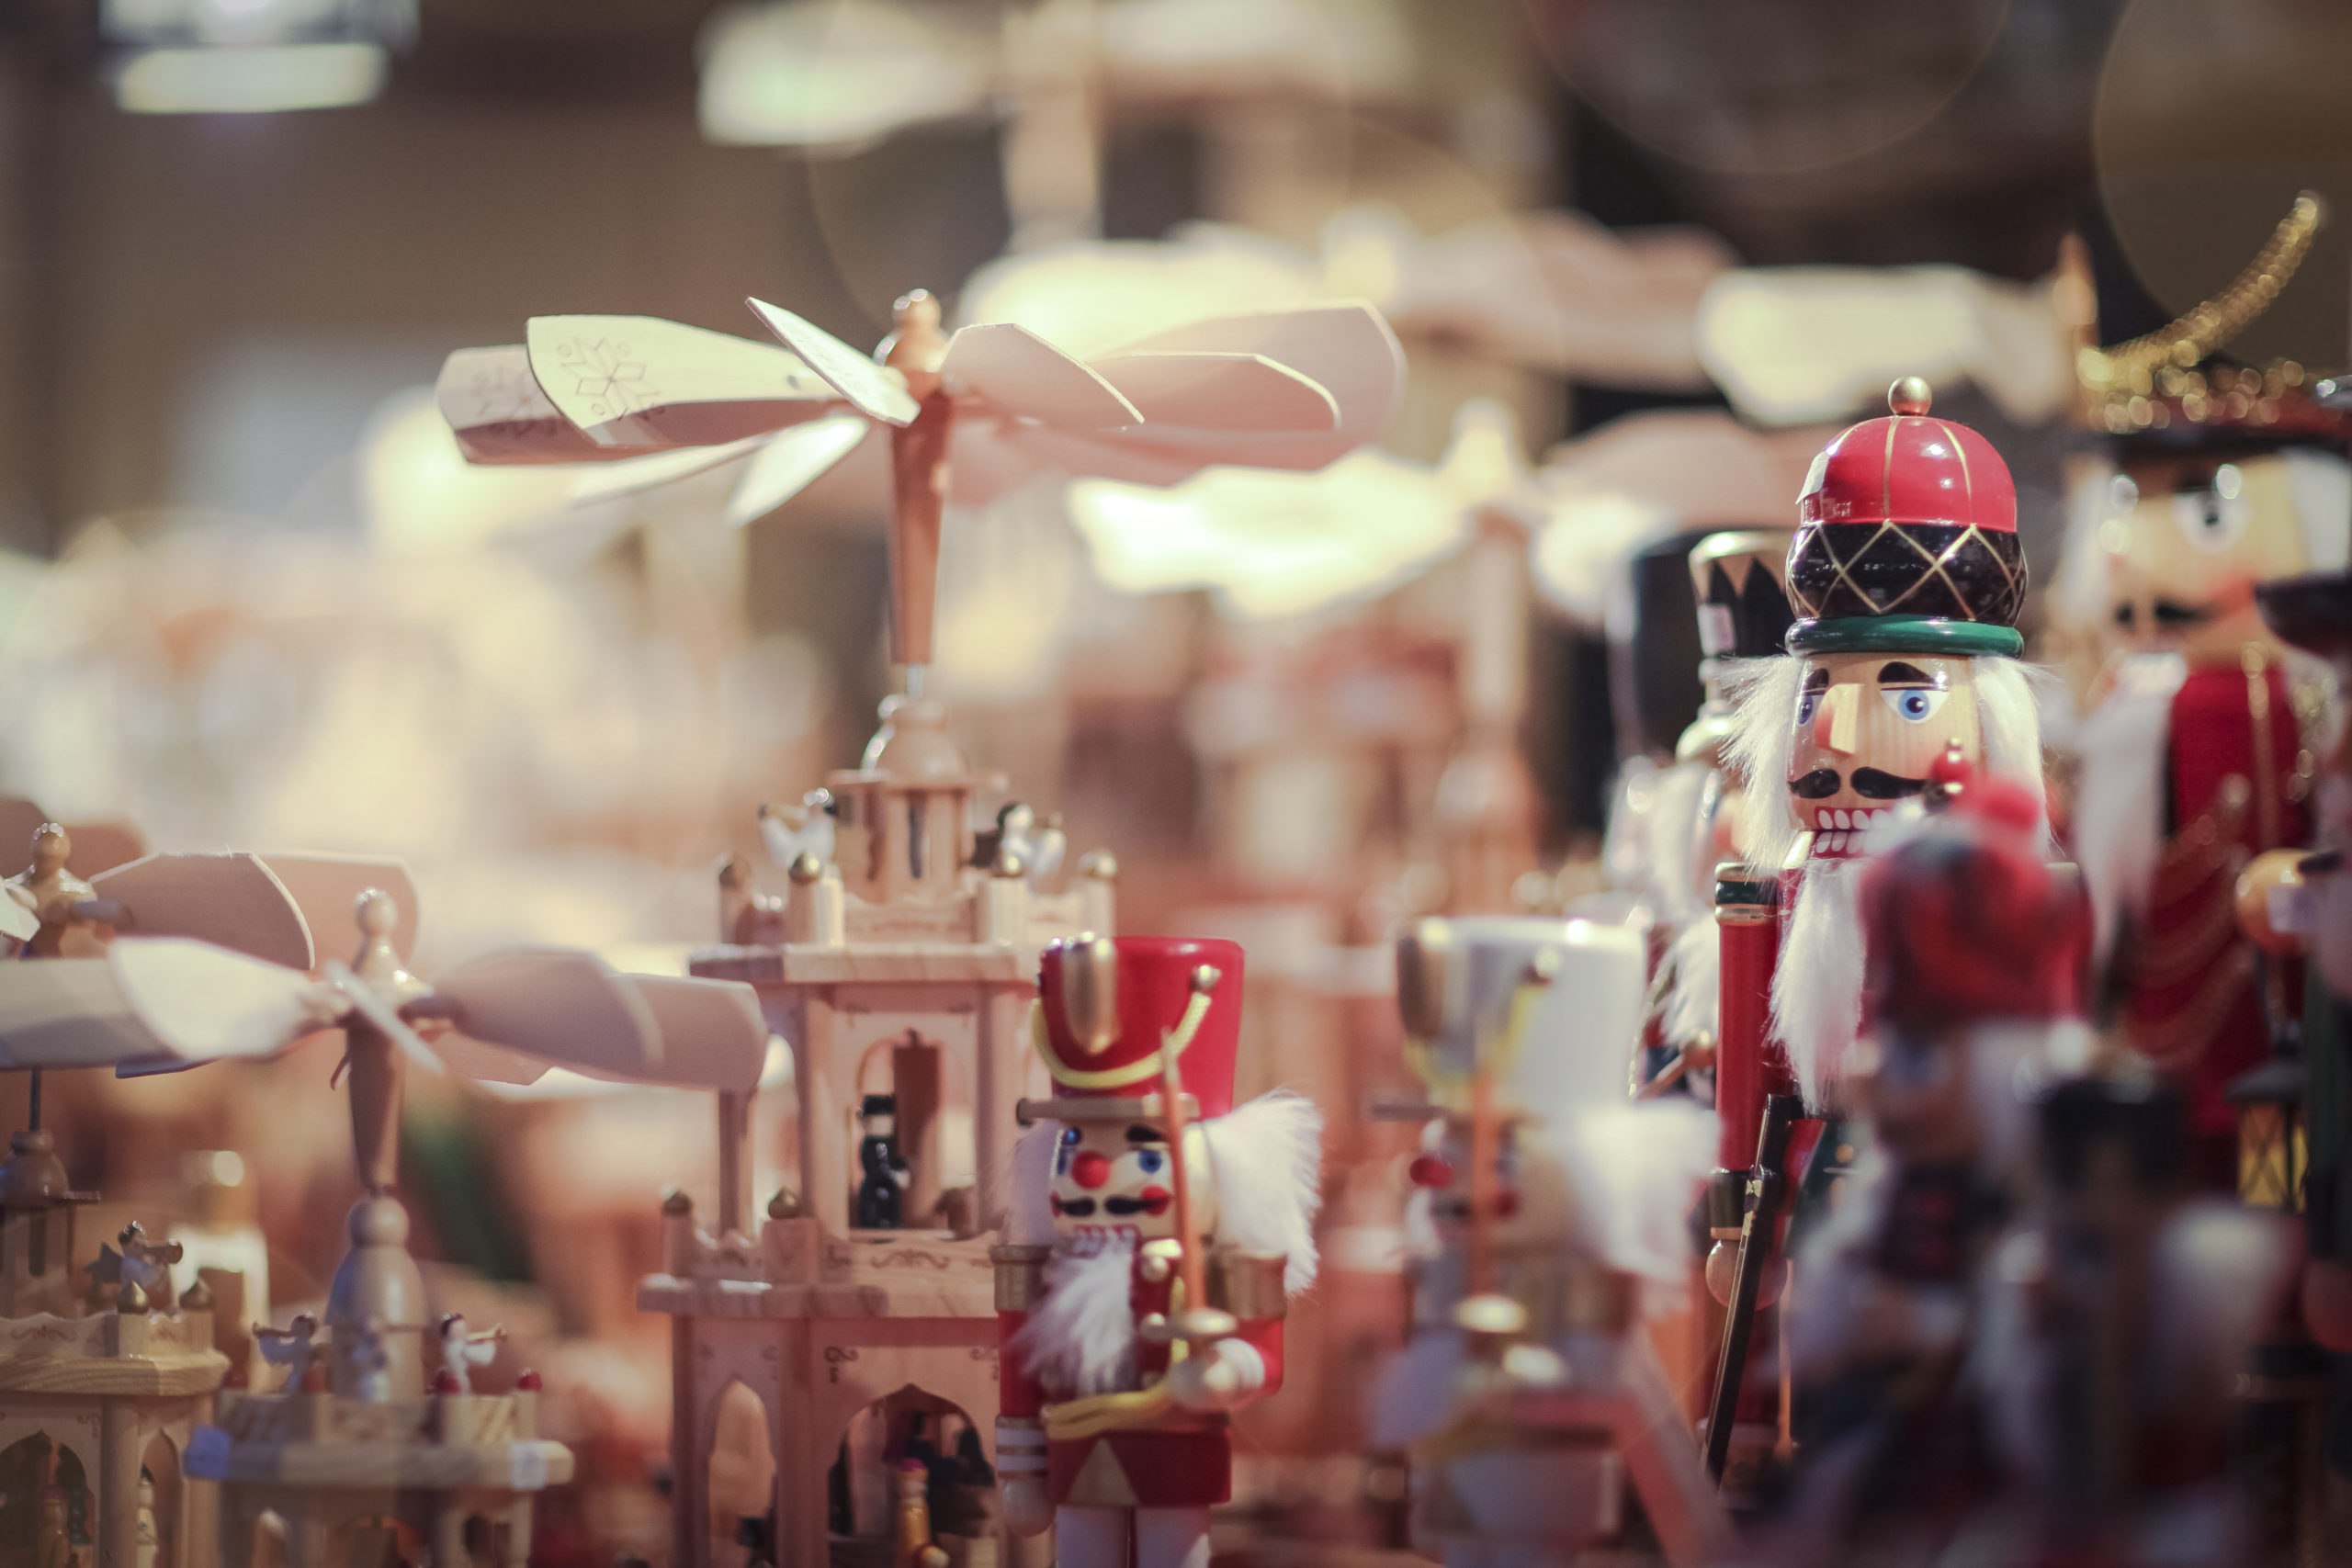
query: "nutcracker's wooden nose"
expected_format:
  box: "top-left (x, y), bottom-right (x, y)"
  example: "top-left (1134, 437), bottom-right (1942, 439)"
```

top-left (1071, 1151), bottom-right (1111, 1190)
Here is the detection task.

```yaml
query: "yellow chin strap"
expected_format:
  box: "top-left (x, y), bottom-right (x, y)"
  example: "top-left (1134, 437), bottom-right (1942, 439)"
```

top-left (1403, 978), bottom-right (1548, 1111)
top-left (1031, 987), bottom-right (1216, 1092)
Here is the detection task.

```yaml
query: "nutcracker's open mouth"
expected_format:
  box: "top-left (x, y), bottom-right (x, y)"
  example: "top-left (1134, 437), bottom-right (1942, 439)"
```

top-left (1105, 1188), bottom-right (1173, 1217)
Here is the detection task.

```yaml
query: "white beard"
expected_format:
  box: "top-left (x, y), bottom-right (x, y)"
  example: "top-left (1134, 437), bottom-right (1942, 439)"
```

top-left (1772, 855), bottom-right (1866, 1110)
top-left (1010, 1234), bottom-right (1137, 1397)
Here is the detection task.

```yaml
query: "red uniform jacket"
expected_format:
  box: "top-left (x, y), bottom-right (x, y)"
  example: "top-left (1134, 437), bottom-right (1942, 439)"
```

top-left (996, 1242), bottom-right (1287, 1510)
top-left (2130, 659), bottom-right (2308, 1143)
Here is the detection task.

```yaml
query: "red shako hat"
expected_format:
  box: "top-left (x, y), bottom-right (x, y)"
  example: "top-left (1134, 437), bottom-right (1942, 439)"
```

top-left (1035, 935), bottom-right (1244, 1120)
top-left (1786, 378), bottom-right (2026, 658)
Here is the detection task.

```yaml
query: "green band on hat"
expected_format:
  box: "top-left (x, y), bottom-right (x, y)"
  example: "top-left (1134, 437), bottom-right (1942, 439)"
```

top-left (1785, 615), bottom-right (2023, 659)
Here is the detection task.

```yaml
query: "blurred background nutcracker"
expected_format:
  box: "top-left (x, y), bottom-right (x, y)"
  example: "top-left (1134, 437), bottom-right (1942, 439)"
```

top-left (2061, 193), bottom-right (2349, 1184)
top-left (990, 936), bottom-right (1321, 1568)
top-left (1372, 915), bottom-right (1726, 1567)
top-left (1770, 769), bottom-right (2088, 1563)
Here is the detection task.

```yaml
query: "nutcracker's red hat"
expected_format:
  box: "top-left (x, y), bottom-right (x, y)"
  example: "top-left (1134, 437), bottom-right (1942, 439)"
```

top-left (1785, 378), bottom-right (2026, 660)
top-left (1031, 935), bottom-right (1245, 1122)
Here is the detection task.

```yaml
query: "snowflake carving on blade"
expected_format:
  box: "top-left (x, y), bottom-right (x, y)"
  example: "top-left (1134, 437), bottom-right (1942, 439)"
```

top-left (555, 336), bottom-right (657, 421)
top-left (462, 361), bottom-right (558, 426)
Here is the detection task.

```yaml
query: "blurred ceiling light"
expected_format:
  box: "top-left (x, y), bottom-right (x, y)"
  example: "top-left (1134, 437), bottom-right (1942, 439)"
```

top-left (698, 1), bottom-right (993, 148)
top-left (105, 0), bottom-right (414, 115)
top-left (699, 0), bottom-right (1409, 150)
top-left (1695, 265), bottom-right (2072, 426)
top-left (359, 387), bottom-right (574, 554)
top-left (1065, 400), bottom-right (1520, 621)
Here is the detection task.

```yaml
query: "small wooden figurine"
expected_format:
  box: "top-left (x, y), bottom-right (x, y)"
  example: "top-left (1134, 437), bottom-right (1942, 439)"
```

top-left (432, 1314), bottom-right (506, 1396)
top-left (991, 936), bottom-right (1322, 1568)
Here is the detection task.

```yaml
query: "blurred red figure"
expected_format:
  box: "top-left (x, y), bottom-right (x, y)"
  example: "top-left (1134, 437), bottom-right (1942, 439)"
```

top-left (990, 938), bottom-right (1321, 1568)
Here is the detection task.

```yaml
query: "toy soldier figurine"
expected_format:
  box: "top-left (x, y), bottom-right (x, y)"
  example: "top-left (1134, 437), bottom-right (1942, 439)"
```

top-left (1372, 917), bottom-right (1729, 1568)
top-left (1771, 770), bottom-right (2090, 1563)
top-left (1624, 529), bottom-right (1797, 1099)
top-left (2062, 195), bottom-right (2346, 1185)
top-left (1709, 377), bottom-right (2047, 1489)
top-left (854, 1094), bottom-right (913, 1230)
top-left (991, 936), bottom-right (1321, 1568)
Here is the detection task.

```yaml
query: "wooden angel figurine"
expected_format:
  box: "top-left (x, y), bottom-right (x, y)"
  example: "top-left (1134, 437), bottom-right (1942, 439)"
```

top-left (433, 1312), bottom-right (506, 1393)
top-left (254, 1312), bottom-right (320, 1391)
top-left (89, 1221), bottom-right (182, 1313)
top-left (990, 936), bottom-right (1321, 1568)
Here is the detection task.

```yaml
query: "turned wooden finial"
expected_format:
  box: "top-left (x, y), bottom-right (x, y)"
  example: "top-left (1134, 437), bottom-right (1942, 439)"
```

top-left (1889, 376), bottom-right (1933, 416)
top-left (352, 888), bottom-right (406, 985)
top-left (28, 824), bottom-right (67, 879)
top-left (882, 290), bottom-right (949, 398)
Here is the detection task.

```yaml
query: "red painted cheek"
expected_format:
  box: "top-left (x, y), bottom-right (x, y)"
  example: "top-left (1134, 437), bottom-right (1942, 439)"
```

top-left (1071, 1151), bottom-right (1112, 1190)
top-left (1408, 1154), bottom-right (1454, 1190)
top-left (1137, 1187), bottom-right (1172, 1216)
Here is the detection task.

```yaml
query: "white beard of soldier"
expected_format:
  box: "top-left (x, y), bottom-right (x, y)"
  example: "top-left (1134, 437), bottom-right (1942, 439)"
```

top-left (1773, 651), bottom-right (1984, 1105)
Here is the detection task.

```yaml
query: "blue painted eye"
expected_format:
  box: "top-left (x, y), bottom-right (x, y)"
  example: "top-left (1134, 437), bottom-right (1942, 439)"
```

top-left (1136, 1149), bottom-right (1165, 1175)
top-left (1056, 1125), bottom-right (1080, 1173)
top-left (1879, 688), bottom-right (1948, 724)
top-left (1796, 693), bottom-right (1819, 726)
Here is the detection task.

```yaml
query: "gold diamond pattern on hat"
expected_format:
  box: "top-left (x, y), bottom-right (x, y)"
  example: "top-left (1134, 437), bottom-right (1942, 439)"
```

top-left (1794, 520), bottom-right (2019, 623)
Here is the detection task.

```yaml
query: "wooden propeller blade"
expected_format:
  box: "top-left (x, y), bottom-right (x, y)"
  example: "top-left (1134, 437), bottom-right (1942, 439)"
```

top-left (745, 298), bottom-right (921, 425)
top-left (105, 938), bottom-right (329, 1064)
top-left (566, 435), bottom-right (770, 507)
top-left (437, 345), bottom-right (619, 465)
top-left (724, 414), bottom-right (871, 527)
top-left (941, 323), bottom-right (1141, 431)
top-left (431, 948), bottom-right (662, 1077)
top-left (90, 853), bottom-right (314, 971)
top-left (0, 958), bottom-right (178, 1067)
top-left (586, 976), bottom-right (767, 1092)
top-left (526, 315), bottom-right (841, 448)
top-left (1105, 303), bottom-right (1403, 442)
top-left (251, 854), bottom-right (420, 970)
top-left (424, 1032), bottom-right (551, 1086)
top-left (0, 892), bottom-right (36, 946)
top-left (1089, 351), bottom-right (1338, 433)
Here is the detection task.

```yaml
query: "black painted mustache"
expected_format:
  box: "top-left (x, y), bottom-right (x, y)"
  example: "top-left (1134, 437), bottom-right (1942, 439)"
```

top-left (1789, 767), bottom-right (1929, 800)
top-left (2114, 598), bottom-right (2216, 628)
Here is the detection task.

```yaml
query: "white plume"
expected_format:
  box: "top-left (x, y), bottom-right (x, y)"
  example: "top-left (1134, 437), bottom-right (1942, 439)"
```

top-left (1659, 916), bottom-right (1721, 1052)
top-left (1723, 654), bottom-right (1806, 874)
top-left (1549, 1100), bottom-right (1717, 1309)
top-left (1203, 1089), bottom-right (1325, 1295)
top-left (1002, 1116), bottom-right (1062, 1247)
top-left (1011, 1234), bottom-right (1138, 1397)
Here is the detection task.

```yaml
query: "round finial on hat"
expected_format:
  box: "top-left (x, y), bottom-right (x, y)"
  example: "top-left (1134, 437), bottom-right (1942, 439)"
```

top-left (1889, 376), bottom-right (1933, 416)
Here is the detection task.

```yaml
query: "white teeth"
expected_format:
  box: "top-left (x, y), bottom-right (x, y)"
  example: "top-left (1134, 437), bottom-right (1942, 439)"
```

top-left (1815, 809), bottom-right (1832, 829)
top-left (1834, 809), bottom-right (1851, 829)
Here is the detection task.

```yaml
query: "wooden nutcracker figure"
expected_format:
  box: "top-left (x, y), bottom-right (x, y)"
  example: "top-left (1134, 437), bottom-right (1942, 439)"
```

top-left (1372, 917), bottom-right (1729, 1568)
top-left (2062, 195), bottom-right (2347, 1184)
top-left (990, 937), bottom-right (1321, 1568)
top-left (1626, 529), bottom-right (1797, 1100)
top-left (1707, 377), bottom-right (2047, 1486)
top-left (1770, 769), bottom-right (2090, 1562)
